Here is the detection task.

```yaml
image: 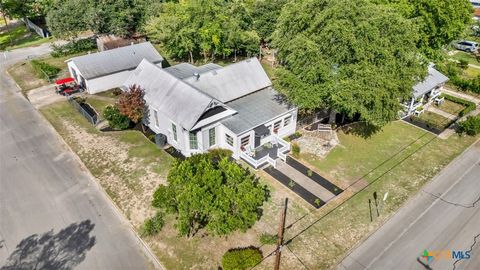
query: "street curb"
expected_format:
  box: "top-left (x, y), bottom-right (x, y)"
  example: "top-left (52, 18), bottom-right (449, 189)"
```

top-left (34, 99), bottom-right (166, 270)
top-left (334, 137), bottom-right (480, 269)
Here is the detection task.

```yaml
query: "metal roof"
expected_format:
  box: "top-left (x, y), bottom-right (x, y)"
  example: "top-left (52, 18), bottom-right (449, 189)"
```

top-left (183, 57), bottom-right (272, 102)
top-left (413, 66), bottom-right (449, 98)
top-left (164, 63), bottom-right (221, 79)
top-left (123, 59), bottom-right (216, 130)
top-left (221, 87), bottom-right (295, 135)
top-left (68, 42), bottom-right (163, 79)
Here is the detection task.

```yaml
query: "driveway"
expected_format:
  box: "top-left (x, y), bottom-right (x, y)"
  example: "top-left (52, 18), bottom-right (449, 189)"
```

top-left (27, 84), bottom-right (66, 108)
top-left (0, 45), bottom-right (160, 268)
top-left (339, 140), bottom-right (480, 270)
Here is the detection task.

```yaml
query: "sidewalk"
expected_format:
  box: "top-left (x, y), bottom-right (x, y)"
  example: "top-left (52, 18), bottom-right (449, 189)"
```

top-left (442, 87), bottom-right (480, 105)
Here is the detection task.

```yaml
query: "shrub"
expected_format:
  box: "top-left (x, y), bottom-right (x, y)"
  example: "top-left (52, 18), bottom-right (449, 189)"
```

top-left (443, 94), bottom-right (476, 116)
top-left (458, 59), bottom-right (469, 70)
top-left (222, 247), bottom-right (262, 270)
top-left (103, 105), bottom-right (131, 130)
top-left (291, 142), bottom-right (300, 157)
top-left (259, 233), bottom-right (277, 245)
top-left (141, 211), bottom-right (165, 236)
top-left (30, 60), bottom-right (60, 81)
top-left (118, 84), bottom-right (146, 123)
top-left (51, 38), bottom-right (97, 57)
top-left (457, 116), bottom-right (480, 136)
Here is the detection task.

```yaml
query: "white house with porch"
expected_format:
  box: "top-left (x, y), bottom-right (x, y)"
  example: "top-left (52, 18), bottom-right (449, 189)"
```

top-left (122, 57), bottom-right (297, 168)
top-left (404, 65), bottom-right (449, 116)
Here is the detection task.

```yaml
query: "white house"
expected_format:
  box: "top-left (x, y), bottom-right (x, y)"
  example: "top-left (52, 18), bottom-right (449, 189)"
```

top-left (403, 65), bottom-right (449, 116)
top-left (123, 57), bottom-right (298, 168)
top-left (66, 42), bottom-right (163, 94)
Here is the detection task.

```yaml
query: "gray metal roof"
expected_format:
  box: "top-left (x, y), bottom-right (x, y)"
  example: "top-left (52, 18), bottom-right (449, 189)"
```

top-left (183, 57), bottom-right (272, 102)
top-left (413, 66), bottom-right (449, 98)
top-left (123, 59), bottom-right (216, 130)
top-left (221, 87), bottom-right (295, 135)
top-left (68, 42), bottom-right (163, 79)
top-left (164, 63), bottom-right (221, 79)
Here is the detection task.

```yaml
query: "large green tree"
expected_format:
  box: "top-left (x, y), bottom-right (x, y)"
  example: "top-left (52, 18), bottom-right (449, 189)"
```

top-left (250, 0), bottom-right (287, 42)
top-left (144, 0), bottom-right (260, 62)
top-left (152, 151), bottom-right (268, 237)
top-left (376, 0), bottom-right (472, 57)
top-left (272, 0), bottom-right (426, 127)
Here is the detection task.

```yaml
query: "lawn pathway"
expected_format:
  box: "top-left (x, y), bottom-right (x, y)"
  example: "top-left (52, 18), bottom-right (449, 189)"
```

top-left (443, 87), bottom-right (480, 105)
top-left (426, 106), bottom-right (457, 120)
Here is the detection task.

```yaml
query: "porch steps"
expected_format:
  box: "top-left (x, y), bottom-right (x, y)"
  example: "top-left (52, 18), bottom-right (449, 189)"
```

top-left (275, 161), bottom-right (335, 202)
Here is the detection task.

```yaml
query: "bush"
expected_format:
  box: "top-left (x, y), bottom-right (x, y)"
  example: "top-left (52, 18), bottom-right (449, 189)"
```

top-left (457, 116), bottom-right (480, 136)
top-left (291, 142), bottom-right (300, 158)
top-left (458, 59), bottom-right (469, 70)
top-left (30, 60), bottom-right (60, 81)
top-left (443, 94), bottom-right (476, 116)
top-left (51, 38), bottom-right (97, 57)
top-left (141, 211), bottom-right (165, 236)
top-left (222, 247), bottom-right (262, 270)
top-left (259, 233), bottom-right (277, 245)
top-left (103, 105), bottom-right (131, 130)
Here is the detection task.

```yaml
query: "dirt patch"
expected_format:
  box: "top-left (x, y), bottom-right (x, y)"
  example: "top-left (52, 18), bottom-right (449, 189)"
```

top-left (61, 119), bottom-right (165, 226)
top-left (7, 61), bottom-right (47, 91)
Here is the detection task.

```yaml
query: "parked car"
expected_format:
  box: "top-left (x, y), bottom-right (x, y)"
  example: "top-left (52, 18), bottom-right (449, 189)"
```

top-left (454, 40), bottom-right (478, 52)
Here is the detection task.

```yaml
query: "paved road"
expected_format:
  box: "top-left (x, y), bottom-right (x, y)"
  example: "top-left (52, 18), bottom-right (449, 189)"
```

top-left (339, 140), bottom-right (480, 270)
top-left (0, 46), bottom-right (158, 268)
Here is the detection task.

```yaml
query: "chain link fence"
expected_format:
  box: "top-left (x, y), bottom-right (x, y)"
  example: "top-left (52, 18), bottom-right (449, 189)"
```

top-left (67, 95), bottom-right (98, 125)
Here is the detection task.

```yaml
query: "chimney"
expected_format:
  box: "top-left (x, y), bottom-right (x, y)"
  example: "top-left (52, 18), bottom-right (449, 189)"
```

top-left (194, 72), bottom-right (200, 80)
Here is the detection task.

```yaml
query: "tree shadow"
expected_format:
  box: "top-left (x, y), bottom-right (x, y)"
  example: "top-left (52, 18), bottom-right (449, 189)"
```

top-left (340, 121), bottom-right (381, 139)
top-left (1, 220), bottom-right (96, 270)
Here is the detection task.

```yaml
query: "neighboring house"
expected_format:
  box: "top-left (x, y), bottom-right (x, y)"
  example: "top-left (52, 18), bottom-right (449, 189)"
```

top-left (66, 42), bottom-right (163, 94)
top-left (96, 34), bottom-right (146, 51)
top-left (474, 8), bottom-right (480, 20)
top-left (123, 57), bottom-right (297, 168)
top-left (403, 65), bottom-right (449, 116)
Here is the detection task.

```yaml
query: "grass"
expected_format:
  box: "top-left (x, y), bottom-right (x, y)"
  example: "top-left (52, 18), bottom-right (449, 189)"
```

top-left (450, 51), bottom-right (479, 66)
top-left (436, 99), bottom-right (465, 116)
top-left (280, 121), bottom-right (478, 269)
top-left (419, 111), bottom-right (453, 130)
top-left (463, 66), bottom-right (480, 78)
top-left (85, 97), bottom-right (115, 116)
top-left (7, 52), bottom-right (86, 93)
top-left (0, 23), bottom-right (51, 51)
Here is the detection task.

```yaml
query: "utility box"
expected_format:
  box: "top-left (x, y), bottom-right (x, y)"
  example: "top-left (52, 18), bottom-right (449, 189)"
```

top-left (154, 134), bottom-right (167, 148)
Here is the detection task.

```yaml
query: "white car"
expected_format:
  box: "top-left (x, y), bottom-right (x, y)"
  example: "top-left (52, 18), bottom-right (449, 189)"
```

top-left (454, 40), bottom-right (478, 52)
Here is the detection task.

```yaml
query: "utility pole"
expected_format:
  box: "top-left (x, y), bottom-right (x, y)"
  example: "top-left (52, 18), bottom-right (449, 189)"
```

top-left (274, 198), bottom-right (288, 270)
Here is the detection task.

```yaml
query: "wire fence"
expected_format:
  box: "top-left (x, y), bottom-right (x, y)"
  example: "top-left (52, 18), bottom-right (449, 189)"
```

top-left (67, 95), bottom-right (98, 125)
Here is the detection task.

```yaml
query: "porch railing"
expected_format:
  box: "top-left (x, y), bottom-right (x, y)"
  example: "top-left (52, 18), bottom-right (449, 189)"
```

top-left (240, 151), bottom-right (276, 169)
top-left (275, 135), bottom-right (291, 162)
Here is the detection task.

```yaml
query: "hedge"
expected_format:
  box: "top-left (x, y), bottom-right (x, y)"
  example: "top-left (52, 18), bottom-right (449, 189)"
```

top-left (222, 247), bottom-right (262, 270)
top-left (443, 94), bottom-right (476, 117)
top-left (51, 38), bottom-right (97, 58)
top-left (30, 60), bottom-right (60, 81)
top-left (457, 116), bottom-right (480, 136)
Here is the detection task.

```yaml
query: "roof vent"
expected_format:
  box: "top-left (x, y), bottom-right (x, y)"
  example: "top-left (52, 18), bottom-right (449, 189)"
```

top-left (194, 72), bottom-right (200, 80)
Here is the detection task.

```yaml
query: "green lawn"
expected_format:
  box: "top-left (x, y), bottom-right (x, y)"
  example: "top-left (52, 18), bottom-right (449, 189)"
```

top-left (451, 51), bottom-right (479, 66)
top-left (84, 96), bottom-right (115, 116)
top-left (419, 111), bottom-right (453, 130)
top-left (0, 23), bottom-right (51, 51)
top-left (278, 121), bottom-right (478, 269)
top-left (436, 99), bottom-right (465, 116)
top-left (463, 66), bottom-right (480, 78)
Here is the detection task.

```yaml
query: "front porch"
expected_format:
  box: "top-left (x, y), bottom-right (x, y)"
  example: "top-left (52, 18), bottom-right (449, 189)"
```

top-left (240, 135), bottom-right (290, 169)
top-left (404, 87), bottom-right (444, 116)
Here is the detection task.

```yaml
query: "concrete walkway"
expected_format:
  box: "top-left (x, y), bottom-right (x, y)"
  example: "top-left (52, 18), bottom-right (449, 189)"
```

top-left (426, 106), bottom-right (457, 120)
top-left (276, 161), bottom-right (335, 202)
top-left (27, 83), bottom-right (66, 108)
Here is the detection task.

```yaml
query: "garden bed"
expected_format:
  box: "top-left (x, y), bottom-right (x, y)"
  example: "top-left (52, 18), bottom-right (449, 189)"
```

top-left (286, 156), bottom-right (343, 195)
top-left (403, 112), bottom-right (453, 135)
top-left (264, 166), bottom-right (324, 208)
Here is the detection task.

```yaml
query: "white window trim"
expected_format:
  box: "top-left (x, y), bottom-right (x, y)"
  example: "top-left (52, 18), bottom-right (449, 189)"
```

top-left (283, 114), bottom-right (291, 126)
top-left (208, 127), bottom-right (216, 147)
top-left (189, 132), bottom-right (198, 150)
top-left (225, 133), bottom-right (234, 147)
top-left (153, 109), bottom-right (159, 128)
top-left (171, 122), bottom-right (178, 142)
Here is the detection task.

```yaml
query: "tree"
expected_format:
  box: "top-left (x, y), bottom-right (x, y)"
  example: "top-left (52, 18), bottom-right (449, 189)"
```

top-left (144, 0), bottom-right (259, 62)
top-left (272, 0), bottom-right (426, 128)
top-left (46, 0), bottom-right (87, 39)
top-left (152, 152), bottom-right (268, 237)
top-left (251, 0), bottom-right (288, 42)
top-left (118, 84), bottom-right (145, 124)
top-left (1, 0), bottom-right (37, 29)
top-left (375, 0), bottom-right (472, 58)
top-left (222, 247), bottom-right (263, 270)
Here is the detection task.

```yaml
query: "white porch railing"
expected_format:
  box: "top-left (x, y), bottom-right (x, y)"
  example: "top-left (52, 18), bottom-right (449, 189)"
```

top-left (240, 151), bottom-right (276, 169)
top-left (275, 135), bottom-right (291, 162)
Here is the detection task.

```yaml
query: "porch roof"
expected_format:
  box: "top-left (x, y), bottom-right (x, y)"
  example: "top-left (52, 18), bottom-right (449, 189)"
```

top-left (221, 87), bottom-right (295, 135)
top-left (413, 66), bottom-right (448, 98)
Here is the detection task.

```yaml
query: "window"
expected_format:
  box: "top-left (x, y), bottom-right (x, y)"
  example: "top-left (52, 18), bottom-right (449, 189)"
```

top-left (209, 128), bottom-right (216, 147)
top-left (172, 123), bottom-right (178, 142)
top-left (284, 115), bottom-right (291, 126)
top-left (226, 134), bottom-right (234, 146)
top-left (189, 132), bottom-right (198, 150)
top-left (273, 120), bottom-right (282, 131)
top-left (241, 136), bottom-right (250, 147)
top-left (154, 110), bottom-right (159, 127)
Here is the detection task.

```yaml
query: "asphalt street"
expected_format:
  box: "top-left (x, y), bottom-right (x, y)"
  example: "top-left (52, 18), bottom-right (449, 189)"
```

top-left (339, 140), bottom-right (480, 270)
top-left (0, 45), bottom-right (158, 268)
